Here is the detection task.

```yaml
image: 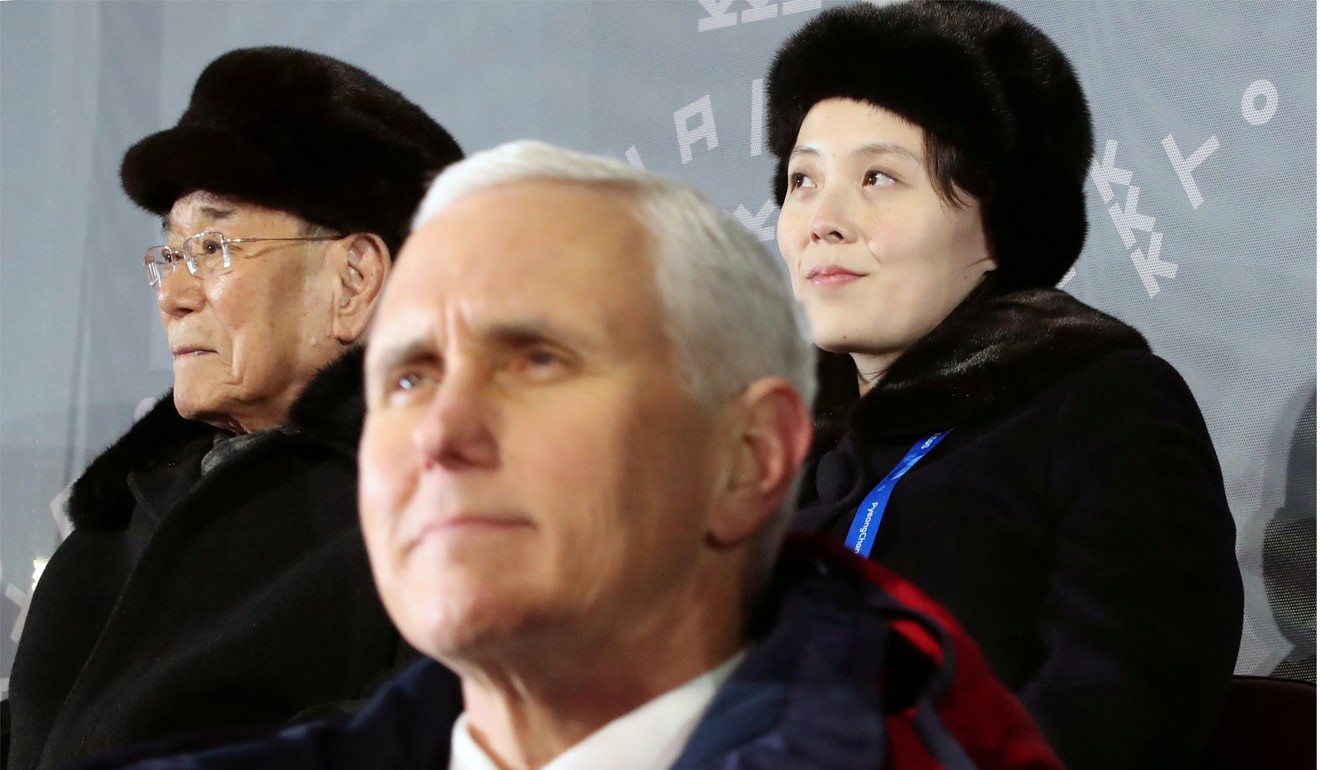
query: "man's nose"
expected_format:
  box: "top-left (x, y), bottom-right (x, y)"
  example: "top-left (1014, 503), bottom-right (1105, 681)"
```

top-left (156, 261), bottom-right (204, 317)
top-left (412, 366), bottom-right (499, 472)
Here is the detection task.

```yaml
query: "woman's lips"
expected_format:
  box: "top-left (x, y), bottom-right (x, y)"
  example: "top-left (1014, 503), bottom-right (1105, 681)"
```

top-left (805, 264), bottom-right (865, 287)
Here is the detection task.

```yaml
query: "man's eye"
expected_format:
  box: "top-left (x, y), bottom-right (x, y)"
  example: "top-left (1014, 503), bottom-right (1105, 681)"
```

top-left (192, 235), bottom-right (225, 256)
top-left (382, 371), bottom-right (434, 399)
top-left (396, 372), bottom-right (427, 391)
top-left (514, 347), bottom-right (570, 381)
top-left (379, 370), bottom-right (435, 406)
top-left (526, 349), bottom-right (561, 367)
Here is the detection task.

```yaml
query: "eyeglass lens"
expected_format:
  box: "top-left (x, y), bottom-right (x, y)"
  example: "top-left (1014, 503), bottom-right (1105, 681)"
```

top-left (143, 232), bottom-right (231, 288)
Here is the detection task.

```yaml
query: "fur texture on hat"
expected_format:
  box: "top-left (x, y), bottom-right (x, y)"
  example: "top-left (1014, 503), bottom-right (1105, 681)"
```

top-left (121, 47), bottom-right (463, 255)
top-left (767, 0), bottom-right (1094, 289)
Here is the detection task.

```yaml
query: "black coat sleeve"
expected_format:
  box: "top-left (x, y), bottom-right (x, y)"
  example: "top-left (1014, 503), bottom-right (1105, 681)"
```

top-left (1021, 351), bottom-right (1242, 770)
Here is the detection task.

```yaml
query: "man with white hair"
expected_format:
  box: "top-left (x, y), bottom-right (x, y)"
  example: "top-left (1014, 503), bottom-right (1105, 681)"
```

top-left (93, 141), bottom-right (1062, 770)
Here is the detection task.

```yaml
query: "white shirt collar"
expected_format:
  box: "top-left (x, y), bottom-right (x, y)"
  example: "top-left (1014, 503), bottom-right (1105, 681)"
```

top-left (449, 651), bottom-right (746, 770)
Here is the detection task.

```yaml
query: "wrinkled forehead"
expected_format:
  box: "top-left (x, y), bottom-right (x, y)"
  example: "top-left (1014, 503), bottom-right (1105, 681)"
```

top-left (372, 181), bottom-right (666, 356)
top-left (164, 190), bottom-right (301, 238)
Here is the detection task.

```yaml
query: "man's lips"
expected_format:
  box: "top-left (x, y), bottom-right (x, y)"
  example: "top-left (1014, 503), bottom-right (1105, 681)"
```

top-left (804, 264), bottom-right (865, 287)
top-left (170, 345), bottom-right (214, 358)
top-left (405, 512), bottom-right (534, 550)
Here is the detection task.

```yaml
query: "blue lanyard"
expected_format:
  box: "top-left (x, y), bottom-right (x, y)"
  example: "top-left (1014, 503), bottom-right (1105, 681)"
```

top-left (844, 430), bottom-right (951, 558)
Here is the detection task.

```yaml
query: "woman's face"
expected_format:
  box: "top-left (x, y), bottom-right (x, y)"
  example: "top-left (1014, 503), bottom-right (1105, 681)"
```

top-left (776, 98), bottom-right (996, 370)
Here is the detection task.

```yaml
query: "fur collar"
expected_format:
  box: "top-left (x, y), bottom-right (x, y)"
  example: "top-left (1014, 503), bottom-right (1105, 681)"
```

top-left (68, 346), bottom-right (366, 530)
top-left (813, 288), bottom-right (1149, 443)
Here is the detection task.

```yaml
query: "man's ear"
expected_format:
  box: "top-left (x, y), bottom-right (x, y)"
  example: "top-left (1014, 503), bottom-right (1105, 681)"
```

top-left (332, 233), bottom-right (391, 344)
top-left (707, 377), bottom-right (813, 548)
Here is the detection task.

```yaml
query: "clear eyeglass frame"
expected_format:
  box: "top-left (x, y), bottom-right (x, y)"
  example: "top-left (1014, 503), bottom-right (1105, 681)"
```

top-left (144, 230), bottom-right (343, 288)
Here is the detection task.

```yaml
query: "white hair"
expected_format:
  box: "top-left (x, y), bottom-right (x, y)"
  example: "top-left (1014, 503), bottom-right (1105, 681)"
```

top-left (413, 140), bottom-right (815, 407)
top-left (411, 140), bottom-right (816, 540)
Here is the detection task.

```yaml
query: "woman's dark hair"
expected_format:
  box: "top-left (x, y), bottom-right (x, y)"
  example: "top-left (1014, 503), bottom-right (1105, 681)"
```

top-left (923, 130), bottom-right (991, 212)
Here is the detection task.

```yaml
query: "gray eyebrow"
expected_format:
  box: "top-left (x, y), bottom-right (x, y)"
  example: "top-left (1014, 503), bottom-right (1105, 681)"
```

top-left (477, 318), bottom-right (593, 352)
top-left (163, 204), bottom-right (239, 237)
top-left (366, 336), bottom-right (435, 378)
top-left (366, 315), bottom-right (600, 377)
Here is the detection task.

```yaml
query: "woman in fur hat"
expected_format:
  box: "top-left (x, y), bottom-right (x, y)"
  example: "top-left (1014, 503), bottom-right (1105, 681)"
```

top-left (768, 2), bottom-right (1242, 767)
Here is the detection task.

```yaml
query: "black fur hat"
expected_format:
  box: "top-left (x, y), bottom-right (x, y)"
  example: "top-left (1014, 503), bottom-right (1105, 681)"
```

top-left (767, 0), bottom-right (1093, 289)
top-left (120, 46), bottom-right (463, 255)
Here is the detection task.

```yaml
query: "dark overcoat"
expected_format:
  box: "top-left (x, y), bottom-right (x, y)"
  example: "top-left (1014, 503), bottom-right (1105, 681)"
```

top-left (7, 348), bottom-right (414, 770)
top-left (72, 535), bottom-right (1066, 770)
top-left (796, 287), bottom-right (1244, 770)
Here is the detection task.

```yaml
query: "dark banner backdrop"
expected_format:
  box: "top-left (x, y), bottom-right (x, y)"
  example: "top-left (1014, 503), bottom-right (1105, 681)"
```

top-left (1, 1), bottom-right (1314, 695)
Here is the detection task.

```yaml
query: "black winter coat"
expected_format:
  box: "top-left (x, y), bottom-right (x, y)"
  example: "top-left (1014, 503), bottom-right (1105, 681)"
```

top-left (796, 287), bottom-right (1243, 770)
top-left (72, 535), bottom-right (1066, 770)
top-left (7, 348), bottom-right (415, 770)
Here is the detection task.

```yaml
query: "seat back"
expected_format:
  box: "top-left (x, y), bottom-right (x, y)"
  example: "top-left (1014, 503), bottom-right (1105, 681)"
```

top-left (1196, 675), bottom-right (1315, 770)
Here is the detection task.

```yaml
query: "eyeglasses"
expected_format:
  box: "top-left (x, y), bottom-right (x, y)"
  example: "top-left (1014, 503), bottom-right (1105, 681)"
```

top-left (144, 230), bottom-right (343, 288)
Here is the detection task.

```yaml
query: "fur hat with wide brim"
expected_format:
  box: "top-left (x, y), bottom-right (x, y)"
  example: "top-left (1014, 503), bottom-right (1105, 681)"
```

top-left (767, 0), bottom-right (1093, 289)
top-left (121, 46), bottom-right (463, 255)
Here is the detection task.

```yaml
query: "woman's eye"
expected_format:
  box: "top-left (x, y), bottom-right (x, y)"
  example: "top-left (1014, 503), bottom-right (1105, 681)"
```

top-left (863, 170), bottom-right (896, 187)
top-left (788, 172), bottom-right (816, 191)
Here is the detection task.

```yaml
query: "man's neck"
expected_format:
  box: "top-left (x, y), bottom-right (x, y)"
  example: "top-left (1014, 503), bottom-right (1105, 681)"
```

top-left (455, 597), bottom-right (745, 770)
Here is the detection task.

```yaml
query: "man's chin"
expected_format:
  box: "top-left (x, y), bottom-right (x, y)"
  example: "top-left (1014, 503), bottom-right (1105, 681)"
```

top-left (172, 390), bottom-right (218, 422)
top-left (172, 362), bottom-right (221, 405)
top-left (401, 596), bottom-right (559, 665)
top-left (171, 387), bottom-right (242, 432)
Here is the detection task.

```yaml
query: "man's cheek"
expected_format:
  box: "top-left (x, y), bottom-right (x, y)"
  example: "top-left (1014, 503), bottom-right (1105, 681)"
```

top-left (358, 444), bottom-right (404, 535)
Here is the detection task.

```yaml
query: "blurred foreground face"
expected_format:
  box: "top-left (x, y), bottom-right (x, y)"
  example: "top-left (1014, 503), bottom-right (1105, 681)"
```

top-left (359, 181), bottom-right (726, 662)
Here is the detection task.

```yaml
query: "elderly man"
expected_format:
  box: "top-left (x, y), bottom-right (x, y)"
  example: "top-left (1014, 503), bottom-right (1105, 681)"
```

top-left (87, 142), bottom-right (1061, 770)
top-left (6, 47), bottom-right (462, 770)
